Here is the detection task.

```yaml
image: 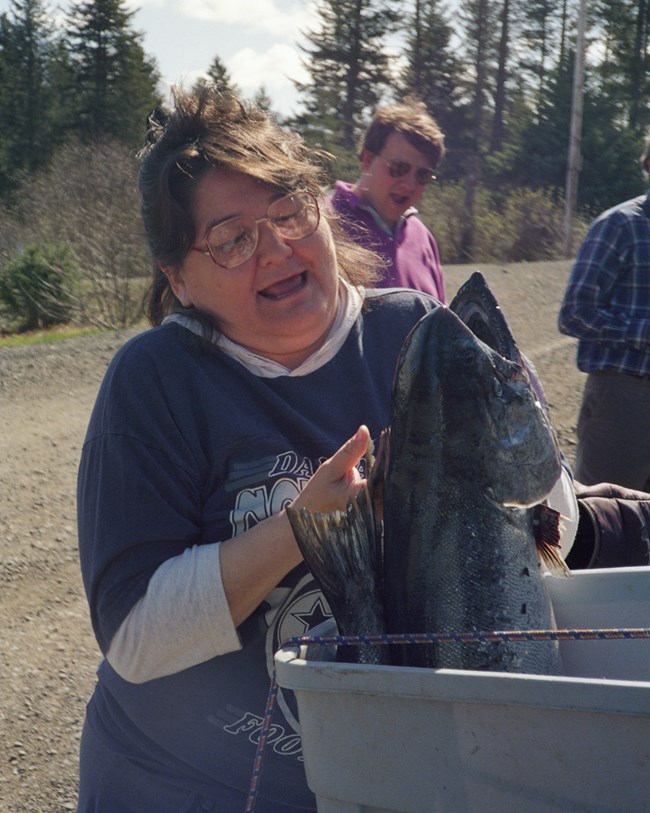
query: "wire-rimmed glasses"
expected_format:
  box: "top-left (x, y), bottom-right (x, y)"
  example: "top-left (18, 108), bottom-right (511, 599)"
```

top-left (191, 191), bottom-right (320, 269)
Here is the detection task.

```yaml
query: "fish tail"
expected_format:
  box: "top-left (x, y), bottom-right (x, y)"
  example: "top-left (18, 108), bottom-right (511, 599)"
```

top-left (286, 487), bottom-right (388, 664)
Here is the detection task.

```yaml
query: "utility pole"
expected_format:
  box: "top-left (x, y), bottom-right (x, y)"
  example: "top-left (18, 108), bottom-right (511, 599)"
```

top-left (563, 0), bottom-right (588, 257)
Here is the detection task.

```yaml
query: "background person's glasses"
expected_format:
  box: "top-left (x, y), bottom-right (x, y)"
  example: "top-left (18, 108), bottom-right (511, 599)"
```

top-left (378, 155), bottom-right (436, 186)
top-left (192, 192), bottom-right (320, 269)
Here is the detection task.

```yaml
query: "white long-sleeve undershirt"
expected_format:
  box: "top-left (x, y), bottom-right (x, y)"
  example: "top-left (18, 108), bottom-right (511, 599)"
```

top-left (106, 543), bottom-right (241, 683)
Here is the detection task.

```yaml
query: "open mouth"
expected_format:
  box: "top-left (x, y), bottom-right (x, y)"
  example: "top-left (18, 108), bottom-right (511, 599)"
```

top-left (259, 271), bottom-right (307, 301)
top-left (390, 193), bottom-right (409, 207)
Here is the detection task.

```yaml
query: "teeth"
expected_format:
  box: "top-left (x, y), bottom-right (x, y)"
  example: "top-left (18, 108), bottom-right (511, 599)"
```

top-left (261, 272), bottom-right (305, 299)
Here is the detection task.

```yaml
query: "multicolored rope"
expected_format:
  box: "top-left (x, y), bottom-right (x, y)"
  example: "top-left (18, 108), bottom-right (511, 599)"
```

top-left (244, 627), bottom-right (650, 813)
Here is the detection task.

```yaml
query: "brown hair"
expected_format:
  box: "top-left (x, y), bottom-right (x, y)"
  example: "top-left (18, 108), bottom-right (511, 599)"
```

top-left (138, 85), bottom-right (380, 325)
top-left (359, 98), bottom-right (445, 168)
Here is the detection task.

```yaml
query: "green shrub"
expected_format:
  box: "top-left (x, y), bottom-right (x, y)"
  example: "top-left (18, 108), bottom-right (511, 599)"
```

top-left (419, 181), bottom-right (472, 264)
top-left (421, 183), bottom-right (589, 264)
top-left (498, 187), bottom-right (565, 262)
top-left (0, 138), bottom-right (151, 331)
top-left (0, 244), bottom-right (75, 331)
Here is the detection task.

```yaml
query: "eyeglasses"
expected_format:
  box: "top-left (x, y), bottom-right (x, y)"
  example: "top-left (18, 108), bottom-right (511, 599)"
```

top-left (191, 191), bottom-right (320, 269)
top-left (378, 155), bottom-right (437, 186)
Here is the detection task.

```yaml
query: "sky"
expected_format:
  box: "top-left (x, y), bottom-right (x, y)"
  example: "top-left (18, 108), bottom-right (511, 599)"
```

top-left (124, 0), bottom-right (316, 117)
top-left (0, 0), bottom-right (319, 118)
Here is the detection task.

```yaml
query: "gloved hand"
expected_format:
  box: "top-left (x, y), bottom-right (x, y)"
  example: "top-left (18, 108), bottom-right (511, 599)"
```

top-left (567, 481), bottom-right (650, 569)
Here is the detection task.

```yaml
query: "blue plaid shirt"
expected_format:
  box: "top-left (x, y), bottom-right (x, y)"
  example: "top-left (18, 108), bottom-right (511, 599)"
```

top-left (558, 191), bottom-right (650, 376)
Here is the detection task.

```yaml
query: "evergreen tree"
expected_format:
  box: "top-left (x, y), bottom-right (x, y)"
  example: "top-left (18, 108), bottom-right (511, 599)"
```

top-left (502, 54), bottom-right (573, 191)
top-left (504, 48), bottom-right (645, 213)
top-left (65, 0), bottom-right (161, 146)
top-left (516, 0), bottom-right (565, 113)
top-left (0, 13), bottom-right (13, 197)
top-left (0, 0), bottom-right (67, 198)
top-left (253, 85), bottom-right (272, 110)
top-left (193, 54), bottom-right (240, 97)
top-left (490, 0), bottom-right (512, 154)
top-left (579, 91), bottom-right (646, 212)
top-left (400, 0), bottom-right (465, 177)
top-left (456, 0), bottom-right (500, 258)
top-left (594, 0), bottom-right (650, 134)
top-left (486, 0), bottom-right (546, 179)
top-left (252, 85), bottom-right (282, 123)
top-left (629, 0), bottom-right (650, 131)
top-left (293, 0), bottom-right (400, 149)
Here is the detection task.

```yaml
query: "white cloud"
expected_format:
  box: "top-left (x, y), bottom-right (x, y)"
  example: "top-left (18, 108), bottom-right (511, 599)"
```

top-left (175, 0), bottom-right (315, 39)
top-left (228, 42), bottom-right (308, 95)
top-left (172, 43), bottom-right (308, 116)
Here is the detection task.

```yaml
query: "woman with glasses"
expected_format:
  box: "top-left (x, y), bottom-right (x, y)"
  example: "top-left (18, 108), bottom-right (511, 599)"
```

top-left (328, 98), bottom-right (447, 302)
top-left (75, 86), bottom-right (440, 812)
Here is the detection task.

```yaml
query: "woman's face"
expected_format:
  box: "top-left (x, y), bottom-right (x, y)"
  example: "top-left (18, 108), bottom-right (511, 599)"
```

top-left (165, 168), bottom-right (340, 369)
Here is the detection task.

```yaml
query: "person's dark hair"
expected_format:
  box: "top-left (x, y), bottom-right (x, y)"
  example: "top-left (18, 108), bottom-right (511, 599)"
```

top-left (139, 85), bottom-right (380, 325)
top-left (358, 97), bottom-right (445, 169)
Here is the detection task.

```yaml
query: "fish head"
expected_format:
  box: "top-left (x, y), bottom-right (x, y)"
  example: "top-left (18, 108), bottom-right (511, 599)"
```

top-left (389, 306), bottom-right (561, 507)
top-left (450, 270), bottom-right (523, 366)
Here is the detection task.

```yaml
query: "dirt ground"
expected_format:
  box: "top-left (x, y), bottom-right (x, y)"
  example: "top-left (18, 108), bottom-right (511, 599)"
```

top-left (0, 260), bottom-right (584, 812)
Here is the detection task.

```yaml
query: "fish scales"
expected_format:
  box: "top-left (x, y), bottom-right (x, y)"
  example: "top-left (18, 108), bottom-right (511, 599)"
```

top-left (288, 273), bottom-right (565, 675)
top-left (381, 306), bottom-right (562, 673)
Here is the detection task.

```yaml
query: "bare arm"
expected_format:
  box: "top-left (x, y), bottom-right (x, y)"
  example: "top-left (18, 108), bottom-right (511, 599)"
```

top-left (219, 425), bottom-right (370, 625)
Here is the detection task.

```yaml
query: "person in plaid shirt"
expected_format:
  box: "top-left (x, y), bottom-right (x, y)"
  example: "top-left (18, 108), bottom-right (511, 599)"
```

top-left (558, 142), bottom-right (650, 492)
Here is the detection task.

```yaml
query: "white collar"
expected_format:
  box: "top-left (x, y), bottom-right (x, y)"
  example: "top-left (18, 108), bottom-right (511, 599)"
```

top-left (162, 279), bottom-right (363, 378)
top-left (359, 201), bottom-right (417, 236)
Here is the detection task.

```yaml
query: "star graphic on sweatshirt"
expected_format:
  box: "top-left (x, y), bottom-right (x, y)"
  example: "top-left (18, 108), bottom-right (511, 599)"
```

top-left (292, 596), bottom-right (332, 633)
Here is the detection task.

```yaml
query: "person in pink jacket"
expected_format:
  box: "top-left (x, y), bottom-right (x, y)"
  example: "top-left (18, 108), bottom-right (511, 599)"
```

top-left (328, 98), bottom-right (447, 302)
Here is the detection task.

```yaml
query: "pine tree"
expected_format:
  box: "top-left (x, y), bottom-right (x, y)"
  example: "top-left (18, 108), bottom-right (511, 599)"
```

top-left (293, 0), bottom-right (399, 149)
top-left (65, 0), bottom-right (161, 146)
top-left (490, 0), bottom-right (512, 154)
top-left (193, 54), bottom-right (240, 97)
top-left (0, 0), bottom-right (66, 196)
top-left (0, 13), bottom-right (13, 197)
top-left (456, 0), bottom-right (500, 258)
top-left (517, 0), bottom-right (565, 112)
top-left (629, 0), bottom-right (650, 131)
top-left (594, 0), bottom-right (650, 134)
top-left (400, 0), bottom-right (463, 165)
top-left (252, 85), bottom-right (282, 123)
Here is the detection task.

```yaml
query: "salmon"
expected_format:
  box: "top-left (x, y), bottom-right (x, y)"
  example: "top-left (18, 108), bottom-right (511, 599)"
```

top-left (287, 275), bottom-right (565, 674)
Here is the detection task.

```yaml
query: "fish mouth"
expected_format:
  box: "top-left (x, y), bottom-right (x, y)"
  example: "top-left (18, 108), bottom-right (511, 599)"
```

top-left (258, 271), bottom-right (307, 300)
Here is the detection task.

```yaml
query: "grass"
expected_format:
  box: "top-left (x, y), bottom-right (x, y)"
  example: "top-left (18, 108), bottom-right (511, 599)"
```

top-left (0, 324), bottom-right (112, 349)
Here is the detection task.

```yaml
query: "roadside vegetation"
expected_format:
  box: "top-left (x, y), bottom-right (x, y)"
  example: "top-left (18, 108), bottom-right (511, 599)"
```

top-left (0, 140), bottom-right (150, 335)
top-left (2, 0), bottom-right (647, 336)
top-left (0, 326), bottom-right (110, 348)
top-left (0, 139), bottom-right (585, 336)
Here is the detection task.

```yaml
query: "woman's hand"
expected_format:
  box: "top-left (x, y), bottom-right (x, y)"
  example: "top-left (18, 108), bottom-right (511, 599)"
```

top-left (220, 425), bottom-right (371, 626)
top-left (292, 425), bottom-right (371, 514)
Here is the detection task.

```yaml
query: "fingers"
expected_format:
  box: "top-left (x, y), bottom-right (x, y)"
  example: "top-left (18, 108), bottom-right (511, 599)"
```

top-left (329, 425), bottom-right (370, 478)
top-left (292, 426), bottom-right (371, 514)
